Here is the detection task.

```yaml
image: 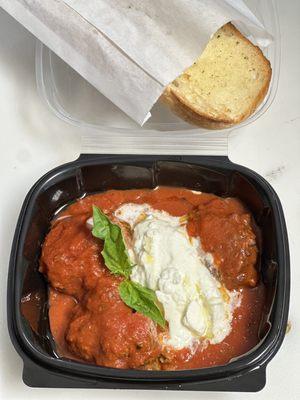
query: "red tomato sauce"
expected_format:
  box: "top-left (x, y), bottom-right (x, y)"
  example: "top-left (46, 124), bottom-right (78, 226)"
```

top-left (39, 187), bottom-right (265, 370)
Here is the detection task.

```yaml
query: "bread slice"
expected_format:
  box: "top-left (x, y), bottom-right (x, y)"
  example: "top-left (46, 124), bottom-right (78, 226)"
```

top-left (161, 23), bottom-right (272, 129)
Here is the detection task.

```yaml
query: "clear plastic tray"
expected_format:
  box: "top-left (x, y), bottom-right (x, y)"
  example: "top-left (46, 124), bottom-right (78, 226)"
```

top-left (35, 0), bottom-right (280, 154)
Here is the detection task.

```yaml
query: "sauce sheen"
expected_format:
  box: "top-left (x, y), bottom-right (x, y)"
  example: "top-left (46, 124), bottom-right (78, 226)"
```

top-left (39, 187), bottom-right (264, 370)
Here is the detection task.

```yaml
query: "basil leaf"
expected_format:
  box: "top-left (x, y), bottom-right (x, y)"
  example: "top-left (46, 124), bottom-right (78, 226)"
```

top-left (92, 206), bottom-right (166, 328)
top-left (92, 206), bottom-right (132, 278)
top-left (92, 205), bottom-right (110, 239)
top-left (119, 280), bottom-right (166, 328)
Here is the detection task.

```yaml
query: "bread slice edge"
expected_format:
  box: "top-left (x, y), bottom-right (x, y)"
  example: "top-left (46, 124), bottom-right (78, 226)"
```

top-left (160, 23), bottom-right (272, 130)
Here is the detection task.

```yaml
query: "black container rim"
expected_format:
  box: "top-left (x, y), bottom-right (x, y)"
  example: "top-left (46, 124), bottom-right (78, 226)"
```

top-left (7, 155), bottom-right (290, 383)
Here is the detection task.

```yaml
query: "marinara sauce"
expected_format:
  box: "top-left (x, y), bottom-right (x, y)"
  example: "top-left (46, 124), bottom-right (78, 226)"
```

top-left (37, 187), bottom-right (265, 370)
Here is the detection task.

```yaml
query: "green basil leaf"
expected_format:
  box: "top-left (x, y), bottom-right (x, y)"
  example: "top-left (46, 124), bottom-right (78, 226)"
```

top-left (92, 206), bottom-right (166, 328)
top-left (92, 206), bottom-right (132, 278)
top-left (119, 280), bottom-right (166, 328)
top-left (92, 205), bottom-right (110, 239)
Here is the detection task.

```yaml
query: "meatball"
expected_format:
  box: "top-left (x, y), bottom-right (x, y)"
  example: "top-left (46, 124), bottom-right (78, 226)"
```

top-left (66, 276), bottom-right (161, 369)
top-left (40, 214), bottom-right (103, 300)
top-left (188, 197), bottom-right (258, 289)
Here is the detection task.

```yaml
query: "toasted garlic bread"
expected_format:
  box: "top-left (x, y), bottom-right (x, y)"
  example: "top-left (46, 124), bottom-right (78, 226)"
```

top-left (161, 23), bottom-right (272, 129)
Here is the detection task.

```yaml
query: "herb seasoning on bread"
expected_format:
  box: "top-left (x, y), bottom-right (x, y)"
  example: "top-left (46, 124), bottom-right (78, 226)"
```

top-left (161, 23), bottom-right (272, 129)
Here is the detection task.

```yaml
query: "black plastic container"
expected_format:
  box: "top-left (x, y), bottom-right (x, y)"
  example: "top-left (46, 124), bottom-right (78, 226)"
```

top-left (7, 154), bottom-right (290, 391)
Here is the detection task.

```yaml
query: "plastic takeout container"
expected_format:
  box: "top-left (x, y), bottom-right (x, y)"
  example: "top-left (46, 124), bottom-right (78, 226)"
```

top-left (8, 154), bottom-right (289, 391)
top-left (35, 0), bottom-right (280, 151)
top-left (8, 0), bottom-right (287, 391)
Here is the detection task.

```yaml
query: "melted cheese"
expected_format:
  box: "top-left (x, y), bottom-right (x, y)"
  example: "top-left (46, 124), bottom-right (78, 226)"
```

top-left (115, 203), bottom-right (240, 349)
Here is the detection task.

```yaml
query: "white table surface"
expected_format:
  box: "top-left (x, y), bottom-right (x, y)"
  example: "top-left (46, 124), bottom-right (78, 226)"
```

top-left (0, 2), bottom-right (299, 399)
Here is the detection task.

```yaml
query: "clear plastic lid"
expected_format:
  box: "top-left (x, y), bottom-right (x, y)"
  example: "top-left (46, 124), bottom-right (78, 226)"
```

top-left (35, 0), bottom-right (280, 155)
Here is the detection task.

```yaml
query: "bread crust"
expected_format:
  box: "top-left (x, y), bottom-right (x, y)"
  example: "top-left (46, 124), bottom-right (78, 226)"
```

top-left (161, 23), bottom-right (272, 130)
